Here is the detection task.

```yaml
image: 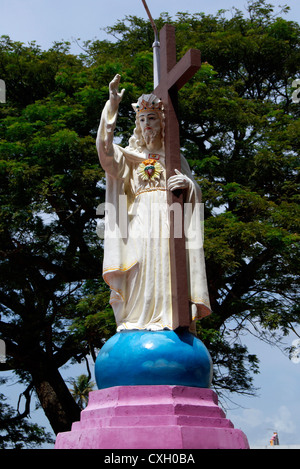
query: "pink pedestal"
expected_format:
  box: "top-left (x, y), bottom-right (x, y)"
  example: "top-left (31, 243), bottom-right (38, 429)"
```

top-left (55, 385), bottom-right (249, 449)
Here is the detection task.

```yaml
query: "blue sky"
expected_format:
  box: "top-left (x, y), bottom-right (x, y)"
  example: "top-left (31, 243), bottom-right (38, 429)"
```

top-left (1, 0), bottom-right (300, 51)
top-left (0, 0), bottom-right (299, 449)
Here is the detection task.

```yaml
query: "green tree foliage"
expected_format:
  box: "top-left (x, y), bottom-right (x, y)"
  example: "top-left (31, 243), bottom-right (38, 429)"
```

top-left (0, 0), bottom-right (299, 442)
top-left (68, 374), bottom-right (95, 410)
top-left (0, 35), bottom-right (112, 435)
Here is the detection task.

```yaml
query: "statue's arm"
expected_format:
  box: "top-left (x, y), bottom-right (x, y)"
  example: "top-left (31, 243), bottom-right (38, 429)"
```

top-left (96, 74), bottom-right (125, 173)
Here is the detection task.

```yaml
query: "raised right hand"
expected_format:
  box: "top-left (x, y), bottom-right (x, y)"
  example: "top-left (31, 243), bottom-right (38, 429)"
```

top-left (109, 74), bottom-right (125, 113)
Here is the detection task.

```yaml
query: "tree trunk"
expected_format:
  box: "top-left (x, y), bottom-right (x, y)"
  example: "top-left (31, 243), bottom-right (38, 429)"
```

top-left (31, 360), bottom-right (81, 435)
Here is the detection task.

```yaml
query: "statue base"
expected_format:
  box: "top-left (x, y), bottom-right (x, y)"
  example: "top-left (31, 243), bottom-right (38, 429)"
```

top-left (94, 329), bottom-right (213, 389)
top-left (55, 385), bottom-right (249, 449)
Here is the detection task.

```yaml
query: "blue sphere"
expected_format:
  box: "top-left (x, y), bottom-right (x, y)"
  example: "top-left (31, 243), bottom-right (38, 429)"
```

top-left (95, 329), bottom-right (213, 389)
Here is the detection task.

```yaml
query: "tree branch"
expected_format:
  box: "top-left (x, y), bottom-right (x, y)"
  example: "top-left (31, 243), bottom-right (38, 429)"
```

top-left (216, 247), bottom-right (275, 325)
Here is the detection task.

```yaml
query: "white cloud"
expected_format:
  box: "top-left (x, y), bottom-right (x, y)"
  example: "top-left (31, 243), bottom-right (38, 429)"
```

top-left (266, 406), bottom-right (296, 435)
top-left (230, 405), bottom-right (297, 447)
top-left (232, 408), bottom-right (264, 429)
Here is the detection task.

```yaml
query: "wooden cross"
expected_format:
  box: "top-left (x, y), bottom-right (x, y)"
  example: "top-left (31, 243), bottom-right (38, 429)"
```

top-left (154, 25), bottom-right (201, 329)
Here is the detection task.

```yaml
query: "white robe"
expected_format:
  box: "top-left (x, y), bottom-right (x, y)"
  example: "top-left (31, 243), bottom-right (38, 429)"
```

top-left (96, 101), bottom-right (211, 331)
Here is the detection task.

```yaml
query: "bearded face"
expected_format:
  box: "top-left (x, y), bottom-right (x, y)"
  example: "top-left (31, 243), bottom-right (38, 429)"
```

top-left (139, 111), bottom-right (162, 150)
top-left (143, 126), bottom-right (160, 145)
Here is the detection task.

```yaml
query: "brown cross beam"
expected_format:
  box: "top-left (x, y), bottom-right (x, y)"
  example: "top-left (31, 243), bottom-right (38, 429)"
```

top-left (154, 24), bottom-right (201, 329)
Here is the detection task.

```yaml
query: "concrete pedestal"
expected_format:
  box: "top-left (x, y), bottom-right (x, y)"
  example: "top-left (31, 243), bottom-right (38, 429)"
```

top-left (55, 385), bottom-right (249, 449)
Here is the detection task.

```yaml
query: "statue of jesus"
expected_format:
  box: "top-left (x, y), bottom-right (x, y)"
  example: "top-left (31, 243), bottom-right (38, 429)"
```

top-left (96, 74), bottom-right (211, 332)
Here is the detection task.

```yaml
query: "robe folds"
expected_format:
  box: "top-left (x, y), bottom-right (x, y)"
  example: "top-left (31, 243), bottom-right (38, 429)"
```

top-left (96, 100), bottom-right (211, 331)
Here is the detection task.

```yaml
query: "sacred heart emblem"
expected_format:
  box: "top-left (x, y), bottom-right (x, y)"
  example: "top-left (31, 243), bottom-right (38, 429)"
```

top-left (138, 159), bottom-right (162, 181)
